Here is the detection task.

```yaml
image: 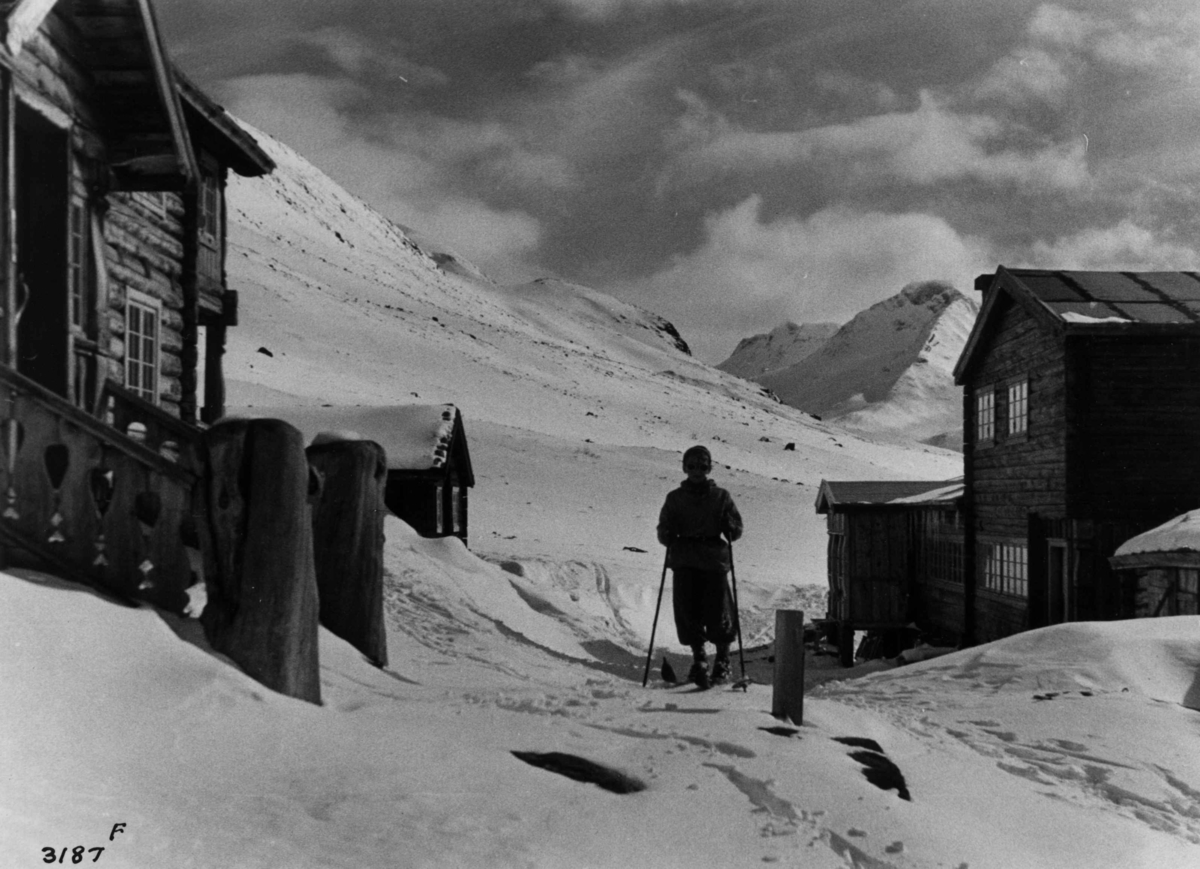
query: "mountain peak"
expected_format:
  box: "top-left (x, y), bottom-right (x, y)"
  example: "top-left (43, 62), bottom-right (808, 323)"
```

top-left (717, 321), bottom-right (839, 379)
top-left (898, 280), bottom-right (966, 310)
top-left (735, 282), bottom-right (978, 447)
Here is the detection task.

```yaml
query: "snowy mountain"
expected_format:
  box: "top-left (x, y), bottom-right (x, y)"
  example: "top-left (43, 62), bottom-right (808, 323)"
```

top-left (716, 321), bottom-right (839, 380)
top-left (749, 282), bottom-right (979, 448)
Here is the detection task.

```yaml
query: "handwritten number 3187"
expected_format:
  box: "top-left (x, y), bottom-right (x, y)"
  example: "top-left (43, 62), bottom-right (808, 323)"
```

top-left (42, 847), bottom-right (105, 863)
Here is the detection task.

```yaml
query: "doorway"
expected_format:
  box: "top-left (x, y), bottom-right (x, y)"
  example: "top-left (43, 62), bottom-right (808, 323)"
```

top-left (14, 101), bottom-right (70, 396)
top-left (1047, 541), bottom-right (1069, 624)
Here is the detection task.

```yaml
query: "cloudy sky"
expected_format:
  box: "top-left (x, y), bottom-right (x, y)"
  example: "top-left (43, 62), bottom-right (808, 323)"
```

top-left (157, 0), bottom-right (1200, 361)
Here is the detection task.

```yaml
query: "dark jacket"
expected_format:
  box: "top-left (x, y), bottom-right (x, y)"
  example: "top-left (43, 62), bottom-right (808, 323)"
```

top-left (657, 478), bottom-right (743, 570)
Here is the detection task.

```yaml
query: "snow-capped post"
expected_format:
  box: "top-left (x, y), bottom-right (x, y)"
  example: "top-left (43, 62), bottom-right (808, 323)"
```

top-left (771, 609), bottom-right (806, 725)
top-left (193, 418), bottom-right (322, 704)
top-left (306, 435), bottom-right (389, 667)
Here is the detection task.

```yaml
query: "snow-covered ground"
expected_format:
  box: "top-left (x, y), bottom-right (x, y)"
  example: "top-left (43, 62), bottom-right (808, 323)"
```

top-left (5, 549), bottom-right (1200, 868)
top-left (4, 125), bottom-right (1199, 868)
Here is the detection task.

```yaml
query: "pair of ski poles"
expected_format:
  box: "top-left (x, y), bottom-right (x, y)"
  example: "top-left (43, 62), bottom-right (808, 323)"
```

top-left (640, 537), bottom-right (747, 689)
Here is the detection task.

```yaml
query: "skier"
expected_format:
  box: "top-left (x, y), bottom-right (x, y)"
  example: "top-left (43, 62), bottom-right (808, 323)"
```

top-left (656, 445), bottom-right (743, 687)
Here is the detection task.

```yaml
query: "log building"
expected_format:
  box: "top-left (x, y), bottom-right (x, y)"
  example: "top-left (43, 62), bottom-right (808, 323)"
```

top-left (815, 479), bottom-right (963, 664)
top-left (955, 268), bottom-right (1200, 643)
top-left (382, 404), bottom-right (474, 544)
top-left (0, 0), bottom-right (273, 610)
top-left (817, 268), bottom-right (1200, 658)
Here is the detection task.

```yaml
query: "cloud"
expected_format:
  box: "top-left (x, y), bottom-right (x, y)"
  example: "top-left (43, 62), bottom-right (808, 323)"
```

top-left (1023, 220), bottom-right (1200, 271)
top-left (1027, 4), bottom-right (1199, 73)
top-left (552, 0), bottom-right (706, 22)
top-left (222, 73), bottom-right (544, 279)
top-left (610, 196), bottom-right (991, 361)
top-left (973, 48), bottom-right (1073, 109)
top-left (664, 90), bottom-right (1090, 193)
top-left (300, 26), bottom-right (450, 87)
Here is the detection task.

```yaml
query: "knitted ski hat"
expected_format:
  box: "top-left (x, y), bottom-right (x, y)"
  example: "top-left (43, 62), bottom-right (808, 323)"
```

top-left (683, 445), bottom-right (712, 466)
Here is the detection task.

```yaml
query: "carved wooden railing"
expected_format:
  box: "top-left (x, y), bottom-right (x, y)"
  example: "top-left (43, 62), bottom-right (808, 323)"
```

top-left (97, 380), bottom-right (201, 463)
top-left (0, 364), bottom-right (198, 612)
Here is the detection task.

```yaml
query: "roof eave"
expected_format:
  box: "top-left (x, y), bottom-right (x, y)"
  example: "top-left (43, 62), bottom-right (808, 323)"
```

top-left (176, 69), bottom-right (275, 177)
top-left (954, 267), bottom-right (1065, 384)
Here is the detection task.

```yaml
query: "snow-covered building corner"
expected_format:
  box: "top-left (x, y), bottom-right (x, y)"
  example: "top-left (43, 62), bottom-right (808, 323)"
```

top-left (1110, 511), bottom-right (1200, 617)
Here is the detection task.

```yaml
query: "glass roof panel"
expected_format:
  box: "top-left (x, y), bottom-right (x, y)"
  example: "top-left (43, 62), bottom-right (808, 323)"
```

top-left (1015, 274), bottom-right (1085, 302)
top-left (1066, 272), bottom-right (1159, 302)
top-left (1106, 303), bottom-right (1197, 324)
top-left (1134, 272), bottom-right (1200, 302)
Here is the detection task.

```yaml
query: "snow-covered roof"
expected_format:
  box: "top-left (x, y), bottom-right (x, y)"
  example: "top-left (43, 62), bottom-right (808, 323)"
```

top-left (1112, 510), bottom-right (1200, 559)
top-left (255, 404), bottom-right (472, 482)
top-left (365, 404), bottom-right (462, 473)
top-left (815, 479), bottom-right (963, 513)
top-left (886, 481), bottom-right (966, 504)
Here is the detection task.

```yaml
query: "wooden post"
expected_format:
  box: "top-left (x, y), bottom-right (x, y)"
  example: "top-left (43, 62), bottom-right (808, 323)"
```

top-left (771, 609), bottom-right (806, 725)
top-left (194, 418), bottom-right (321, 704)
top-left (306, 437), bottom-right (388, 667)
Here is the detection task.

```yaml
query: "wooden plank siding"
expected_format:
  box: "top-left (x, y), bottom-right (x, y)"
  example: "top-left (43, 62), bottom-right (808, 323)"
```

top-left (964, 294), bottom-right (1067, 642)
top-left (840, 509), bottom-right (910, 625)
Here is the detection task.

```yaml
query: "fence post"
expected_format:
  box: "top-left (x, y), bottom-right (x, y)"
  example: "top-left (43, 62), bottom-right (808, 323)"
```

top-left (195, 418), bottom-right (321, 704)
top-left (771, 609), bottom-right (806, 725)
top-left (306, 437), bottom-right (389, 667)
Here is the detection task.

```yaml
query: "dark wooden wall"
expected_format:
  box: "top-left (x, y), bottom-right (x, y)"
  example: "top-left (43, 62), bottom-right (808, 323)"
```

top-left (841, 510), bottom-right (909, 625)
top-left (1070, 334), bottom-right (1200, 524)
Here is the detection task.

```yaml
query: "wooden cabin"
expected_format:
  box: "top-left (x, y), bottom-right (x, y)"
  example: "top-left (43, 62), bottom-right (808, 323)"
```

top-left (954, 268), bottom-right (1200, 643)
top-left (1109, 511), bottom-right (1200, 617)
top-left (815, 479), bottom-right (963, 664)
top-left (0, 0), bottom-right (273, 610)
top-left (382, 404), bottom-right (474, 544)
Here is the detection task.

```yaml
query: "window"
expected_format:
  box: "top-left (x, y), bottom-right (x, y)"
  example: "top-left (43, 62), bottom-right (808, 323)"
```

top-left (975, 388), bottom-right (995, 443)
top-left (1008, 380), bottom-right (1029, 436)
top-left (918, 510), bottom-right (964, 585)
top-left (983, 543), bottom-right (1028, 598)
top-left (68, 196), bottom-right (88, 330)
top-left (198, 170), bottom-right (221, 281)
top-left (125, 294), bottom-right (160, 403)
top-left (450, 484), bottom-right (463, 534)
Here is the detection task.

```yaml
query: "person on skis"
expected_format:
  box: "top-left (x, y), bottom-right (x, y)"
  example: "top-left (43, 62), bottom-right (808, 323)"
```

top-left (656, 445), bottom-right (744, 687)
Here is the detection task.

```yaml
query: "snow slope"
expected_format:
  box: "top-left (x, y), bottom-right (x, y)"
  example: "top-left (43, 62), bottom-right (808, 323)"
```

top-left (752, 282), bottom-right (979, 447)
top-left (221, 123), bottom-right (961, 633)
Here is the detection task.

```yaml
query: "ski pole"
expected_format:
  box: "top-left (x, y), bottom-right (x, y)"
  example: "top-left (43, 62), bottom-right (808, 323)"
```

top-left (727, 536), bottom-right (748, 688)
top-left (642, 546), bottom-right (670, 687)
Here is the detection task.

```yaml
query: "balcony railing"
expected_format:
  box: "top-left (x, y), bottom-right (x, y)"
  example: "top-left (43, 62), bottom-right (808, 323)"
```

top-left (1, 364), bottom-right (198, 611)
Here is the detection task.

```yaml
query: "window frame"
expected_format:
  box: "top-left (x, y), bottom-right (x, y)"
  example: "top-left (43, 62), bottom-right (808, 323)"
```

top-left (1007, 378), bottom-right (1029, 438)
top-left (981, 540), bottom-right (1029, 598)
top-left (974, 385), bottom-right (996, 446)
top-left (125, 290), bottom-right (162, 404)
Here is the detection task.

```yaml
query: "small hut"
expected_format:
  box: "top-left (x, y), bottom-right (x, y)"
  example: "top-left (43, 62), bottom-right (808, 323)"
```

top-left (815, 479), bottom-right (964, 664)
top-left (1109, 511), bottom-right (1200, 617)
top-left (382, 405), bottom-right (474, 544)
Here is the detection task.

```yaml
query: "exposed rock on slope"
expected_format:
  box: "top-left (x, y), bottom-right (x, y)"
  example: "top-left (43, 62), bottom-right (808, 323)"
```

top-left (717, 321), bottom-right (839, 379)
top-left (753, 282), bottom-right (978, 447)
